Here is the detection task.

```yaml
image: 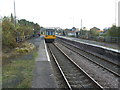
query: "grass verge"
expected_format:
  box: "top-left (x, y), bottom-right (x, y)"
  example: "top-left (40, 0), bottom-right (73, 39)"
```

top-left (2, 51), bottom-right (38, 88)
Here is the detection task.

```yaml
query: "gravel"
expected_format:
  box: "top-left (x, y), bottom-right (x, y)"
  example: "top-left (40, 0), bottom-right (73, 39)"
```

top-left (47, 45), bottom-right (68, 88)
top-left (55, 42), bottom-right (119, 88)
top-left (48, 43), bottom-right (101, 89)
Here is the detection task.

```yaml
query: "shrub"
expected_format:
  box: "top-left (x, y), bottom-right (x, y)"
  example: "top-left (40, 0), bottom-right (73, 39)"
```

top-left (2, 17), bottom-right (17, 48)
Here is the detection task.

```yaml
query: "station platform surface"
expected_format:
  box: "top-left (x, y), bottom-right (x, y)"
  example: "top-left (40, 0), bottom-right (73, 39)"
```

top-left (32, 36), bottom-right (57, 88)
top-left (57, 36), bottom-right (120, 53)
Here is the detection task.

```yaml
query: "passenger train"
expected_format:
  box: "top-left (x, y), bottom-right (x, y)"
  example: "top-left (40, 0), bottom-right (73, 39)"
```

top-left (44, 29), bottom-right (56, 43)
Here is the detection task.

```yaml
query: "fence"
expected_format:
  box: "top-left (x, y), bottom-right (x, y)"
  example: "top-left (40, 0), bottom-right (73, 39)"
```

top-left (78, 35), bottom-right (120, 44)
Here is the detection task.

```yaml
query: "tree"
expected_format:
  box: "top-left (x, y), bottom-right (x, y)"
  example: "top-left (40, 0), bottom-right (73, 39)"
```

top-left (10, 13), bottom-right (14, 24)
top-left (90, 29), bottom-right (100, 36)
top-left (2, 15), bottom-right (41, 49)
top-left (107, 25), bottom-right (120, 37)
top-left (2, 17), bottom-right (17, 48)
top-left (34, 23), bottom-right (40, 34)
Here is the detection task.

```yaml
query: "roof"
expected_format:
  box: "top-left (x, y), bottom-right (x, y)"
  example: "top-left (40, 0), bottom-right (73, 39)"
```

top-left (46, 29), bottom-right (55, 31)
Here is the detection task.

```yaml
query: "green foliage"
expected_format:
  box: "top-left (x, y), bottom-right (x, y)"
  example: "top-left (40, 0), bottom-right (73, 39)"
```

top-left (3, 59), bottom-right (35, 88)
top-left (90, 29), bottom-right (100, 36)
top-left (3, 50), bottom-right (38, 88)
top-left (18, 19), bottom-right (40, 35)
top-left (18, 19), bottom-right (34, 27)
top-left (10, 13), bottom-right (14, 24)
top-left (34, 23), bottom-right (40, 30)
top-left (2, 15), bottom-right (40, 49)
top-left (16, 26), bottom-right (33, 36)
top-left (34, 23), bottom-right (40, 34)
top-left (107, 25), bottom-right (120, 37)
top-left (16, 42), bottom-right (35, 54)
top-left (80, 30), bottom-right (88, 35)
top-left (2, 17), bottom-right (17, 48)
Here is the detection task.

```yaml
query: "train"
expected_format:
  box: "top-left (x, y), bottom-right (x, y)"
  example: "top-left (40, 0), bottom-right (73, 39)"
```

top-left (44, 29), bottom-right (56, 43)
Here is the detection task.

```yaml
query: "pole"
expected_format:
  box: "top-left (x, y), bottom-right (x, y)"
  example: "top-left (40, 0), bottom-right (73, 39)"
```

top-left (80, 19), bottom-right (83, 37)
top-left (14, 0), bottom-right (16, 26)
top-left (14, 0), bottom-right (18, 42)
top-left (115, 0), bottom-right (117, 26)
top-left (117, 1), bottom-right (120, 27)
top-left (81, 19), bottom-right (82, 30)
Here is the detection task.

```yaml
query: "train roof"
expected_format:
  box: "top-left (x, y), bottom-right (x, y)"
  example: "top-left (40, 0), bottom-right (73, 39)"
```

top-left (46, 29), bottom-right (55, 31)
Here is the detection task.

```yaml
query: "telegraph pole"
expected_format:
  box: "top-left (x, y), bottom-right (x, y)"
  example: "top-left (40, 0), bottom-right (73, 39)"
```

top-left (81, 19), bottom-right (82, 30)
top-left (118, 1), bottom-right (120, 27)
top-left (14, 0), bottom-right (16, 26)
top-left (115, 0), bottom-right (117, 26)
top-left (80, 19), bottom-right (83, 36)
top-left (14, 0), bottom-right (18, 42)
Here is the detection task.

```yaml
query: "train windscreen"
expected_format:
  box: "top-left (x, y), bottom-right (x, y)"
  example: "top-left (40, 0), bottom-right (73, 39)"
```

top-left (46, 31), bottom-right (55, 35)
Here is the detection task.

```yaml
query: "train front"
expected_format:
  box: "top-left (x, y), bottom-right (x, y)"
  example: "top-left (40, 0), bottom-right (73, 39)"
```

top-left (44, 29), bottom-right (56, 43)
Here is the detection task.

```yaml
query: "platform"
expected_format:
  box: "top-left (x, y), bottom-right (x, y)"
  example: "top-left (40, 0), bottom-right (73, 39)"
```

top-left (57, 36), bottom-right (120, 53)
top-left (57, 36), bottom-right (120, 63)
top-left (32, 36), bottom-right (57, 88)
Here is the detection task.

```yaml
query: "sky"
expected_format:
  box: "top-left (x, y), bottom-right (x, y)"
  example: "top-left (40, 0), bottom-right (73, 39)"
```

top-left (0, 0), bottom-right (120, 29)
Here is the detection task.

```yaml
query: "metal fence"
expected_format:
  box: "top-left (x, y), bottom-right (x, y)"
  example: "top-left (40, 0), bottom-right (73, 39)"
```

top-left (78, 35), bottom-right (120, 44)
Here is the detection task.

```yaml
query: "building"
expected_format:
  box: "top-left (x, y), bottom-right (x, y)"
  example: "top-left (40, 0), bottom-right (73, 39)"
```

top-left (90, 27), bottom-right (100, 31)
top-left (65, 27), bottom-right (79, 37)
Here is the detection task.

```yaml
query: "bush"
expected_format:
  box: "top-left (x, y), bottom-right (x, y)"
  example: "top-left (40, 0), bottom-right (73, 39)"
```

top-left (107, 25), bottom-right (120, 37)
top-left (2, 16), bottom-right (40, 50)
top-left (15, 42), bottom-right (35, 54)
top-left (2, 17), bottom-right (17, 48)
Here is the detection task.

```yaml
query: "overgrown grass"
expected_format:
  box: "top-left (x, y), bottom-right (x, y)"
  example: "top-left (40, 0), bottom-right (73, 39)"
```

top-left (2, 51), bottom-right (38, 88)
top-left (2, 42), bottom-right (35, 65)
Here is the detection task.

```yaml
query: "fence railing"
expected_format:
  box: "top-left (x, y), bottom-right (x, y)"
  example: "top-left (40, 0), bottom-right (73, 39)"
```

top-left (78, 35), bottom-right (120, 44)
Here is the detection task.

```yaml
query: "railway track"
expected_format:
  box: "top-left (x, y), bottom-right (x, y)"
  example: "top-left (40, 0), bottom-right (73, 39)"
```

top-left (47, 43), bottom-right (103, 89)
top-left (56, 39), bottom-right (120, 77)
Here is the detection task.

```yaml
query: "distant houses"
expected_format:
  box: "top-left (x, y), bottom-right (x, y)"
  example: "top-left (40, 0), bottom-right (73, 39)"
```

top-left (90, 27), bottom-right (100, 31)
top-left (64, 27), bottom-right (103, 37)
top-left (64, 27), bottom-right (79, 37)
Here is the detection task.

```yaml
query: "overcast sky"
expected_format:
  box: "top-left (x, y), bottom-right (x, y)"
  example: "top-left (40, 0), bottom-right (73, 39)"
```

top-left (0, 0), bottom-right (120, 29)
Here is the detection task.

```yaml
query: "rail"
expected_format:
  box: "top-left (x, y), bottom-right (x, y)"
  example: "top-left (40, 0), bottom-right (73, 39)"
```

top-left (47, 43), bottom-right (103, 89)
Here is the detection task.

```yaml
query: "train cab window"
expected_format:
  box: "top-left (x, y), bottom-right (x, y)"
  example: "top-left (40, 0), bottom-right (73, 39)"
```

top-left (51, 32), bottom-right (55, 35)
top-left (46, 31), bottom-right (50, 35)
top-left (46, 31), bottom-right (55, 35)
